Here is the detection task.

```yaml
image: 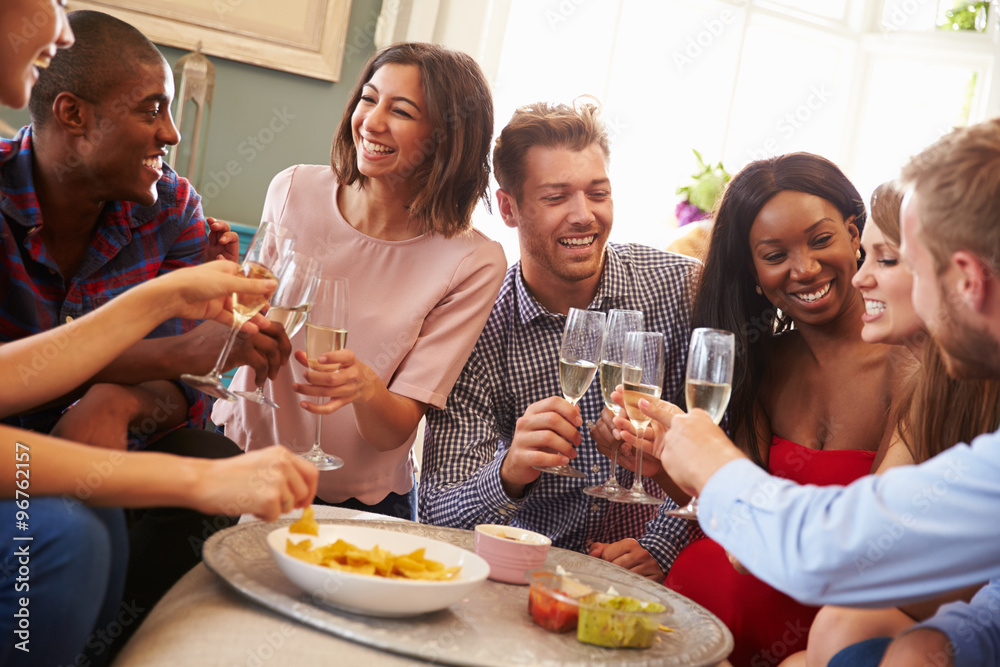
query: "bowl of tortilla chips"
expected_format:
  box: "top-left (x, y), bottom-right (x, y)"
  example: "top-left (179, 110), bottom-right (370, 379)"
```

top-left (267, 508), bottom-right (490, 617)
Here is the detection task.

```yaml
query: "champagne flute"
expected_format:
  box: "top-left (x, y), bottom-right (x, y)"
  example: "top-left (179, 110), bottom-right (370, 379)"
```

top-left (534, 307), bottom-right (606, 478)
top-left (181, 221), bottom-right (294, 401)
top-left (584, 309), bottom-right (644, 499)
top-left (234, 251), bottom-right (320, 408)
top-left (612, 331), bottom-right (665, 505)
top-left (299, 276), bottom-right (349, 471)
top-left (665, 327), bottom-right (735, 519)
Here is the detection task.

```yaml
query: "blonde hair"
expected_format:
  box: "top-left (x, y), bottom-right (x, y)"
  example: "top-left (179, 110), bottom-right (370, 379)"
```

top-left (899, 119), bottom-right (1000, 273)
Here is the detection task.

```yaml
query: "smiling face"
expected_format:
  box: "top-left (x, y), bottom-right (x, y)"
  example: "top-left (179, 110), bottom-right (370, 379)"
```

top-left (82, 59), bottom-right (179, 206)
top-left (749, 190), bottom-right (861, 327)
top-left (350, 63), bottom-right (434, 186)
top-left (0, 0), bottom-right (73, 109)
top-left (498, 143), bottom-right (612, 298)
top-left (852, 222), bottom-right (925, 347)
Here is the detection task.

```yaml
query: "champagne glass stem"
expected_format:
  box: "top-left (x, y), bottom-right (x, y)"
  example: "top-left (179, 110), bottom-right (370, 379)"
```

top-left (607, 446), bottom-right (621, 487)
top-left (629, 425), bottom-right (646, 494)
top-left (209, 315), bottom-right (246, 379)
top-left (313, 412), bottom-right (322, 451)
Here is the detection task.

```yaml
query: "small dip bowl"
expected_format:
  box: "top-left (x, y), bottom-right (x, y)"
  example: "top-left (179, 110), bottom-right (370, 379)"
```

top-left (473, 524), bottom-right (551, 584)
top-left (526, 569), bottom-right (673, 649)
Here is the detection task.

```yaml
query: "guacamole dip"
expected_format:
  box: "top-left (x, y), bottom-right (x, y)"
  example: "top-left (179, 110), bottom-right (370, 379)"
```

top-left (577, 594), bottom-right (666, 649)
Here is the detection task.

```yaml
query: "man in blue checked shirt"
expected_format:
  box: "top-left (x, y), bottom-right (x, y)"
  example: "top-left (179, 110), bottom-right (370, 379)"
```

top-left (419, 100), bottom-right (701, 579)
top-left (631, 119), bottom-right (1000, 666)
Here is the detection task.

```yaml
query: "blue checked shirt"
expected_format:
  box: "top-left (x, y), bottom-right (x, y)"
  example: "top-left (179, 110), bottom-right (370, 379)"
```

top-left (420, 243), bottom-right (702, 571)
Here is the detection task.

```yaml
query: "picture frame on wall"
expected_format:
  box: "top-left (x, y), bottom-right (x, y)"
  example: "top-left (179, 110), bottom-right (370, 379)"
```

top-left (67, 0), bottom-right (354, 82)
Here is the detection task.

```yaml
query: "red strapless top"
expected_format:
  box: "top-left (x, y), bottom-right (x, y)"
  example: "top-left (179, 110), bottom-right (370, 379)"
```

top-left (664, 436), bottom-right (876, 667)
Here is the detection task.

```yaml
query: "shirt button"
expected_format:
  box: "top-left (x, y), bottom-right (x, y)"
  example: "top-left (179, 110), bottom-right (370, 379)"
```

top-left (590, 503), bottom-right (600, 512)
top-left (591, 465), bottom-right (600, 473)
top-left (65, 316), bottom-right (74, 323)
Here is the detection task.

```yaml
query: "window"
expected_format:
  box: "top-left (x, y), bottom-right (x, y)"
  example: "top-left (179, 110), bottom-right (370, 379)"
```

top-left (472, 0), bottom-right (1000, 262)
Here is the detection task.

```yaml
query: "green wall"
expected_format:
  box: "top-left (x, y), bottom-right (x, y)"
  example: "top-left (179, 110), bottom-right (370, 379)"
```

top-left (0, 0), bottom-right (383, 226)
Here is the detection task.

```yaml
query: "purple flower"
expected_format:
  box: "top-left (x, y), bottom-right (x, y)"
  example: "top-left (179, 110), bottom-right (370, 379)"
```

top-left (675, 200), bottom-right (709, 226)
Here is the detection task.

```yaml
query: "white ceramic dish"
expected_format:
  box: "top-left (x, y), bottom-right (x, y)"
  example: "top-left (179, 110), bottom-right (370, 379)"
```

top-left (267, 524), bottom-right (490, 617)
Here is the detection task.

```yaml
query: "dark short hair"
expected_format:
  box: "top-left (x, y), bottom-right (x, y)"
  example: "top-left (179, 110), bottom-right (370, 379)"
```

top-left (330, 42), bottom-right (494, 238)
top-left (492, 99), bottom-right (610, 203)
top-left (29, 10), bottom-right (164, 126)
top-left (693, 152), bottom-right (866, 466)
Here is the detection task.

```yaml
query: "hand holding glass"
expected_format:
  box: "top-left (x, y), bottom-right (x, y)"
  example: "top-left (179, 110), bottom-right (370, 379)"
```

top-left (584, 309), bottom-right (643, 499)
top-left (665, 327), bottom-right (734, 519)
top-left (534, 308), bottom-right (605, 478)
top-left (299, 276), bottom-right (349, 471)
top-left (181, 220), bottom-right (294, 401)
top-left (611, 331), bottom-right (665, 505)
top-left (234, 251), bottom-right (320, 408)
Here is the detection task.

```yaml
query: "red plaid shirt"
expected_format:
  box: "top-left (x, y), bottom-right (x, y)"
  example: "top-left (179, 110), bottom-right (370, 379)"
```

top-left (0, 126), bottom-right (210, 439)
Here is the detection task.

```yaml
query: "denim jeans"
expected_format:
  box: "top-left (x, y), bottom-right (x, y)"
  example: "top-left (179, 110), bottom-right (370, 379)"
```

top-left (829, 636), bottom-right (893, 667)
top-left (0, 497), bottom-right (127, 667)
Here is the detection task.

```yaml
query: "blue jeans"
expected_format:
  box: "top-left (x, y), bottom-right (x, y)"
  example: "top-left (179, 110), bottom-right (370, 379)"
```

top-left (0, 497), bottom-right (127, 667)
top-left (829, 636), bottom-right (893, 667)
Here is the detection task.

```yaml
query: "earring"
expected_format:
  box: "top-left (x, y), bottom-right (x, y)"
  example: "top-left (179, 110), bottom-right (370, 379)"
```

top-left (755, 284), bottom-right (762, 295)
top-left (856, 249), bottom-right (862, 260)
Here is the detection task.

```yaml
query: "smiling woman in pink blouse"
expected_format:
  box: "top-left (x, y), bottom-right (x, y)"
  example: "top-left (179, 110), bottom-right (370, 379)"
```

top-left (213, 43), bottom-right (506, 519)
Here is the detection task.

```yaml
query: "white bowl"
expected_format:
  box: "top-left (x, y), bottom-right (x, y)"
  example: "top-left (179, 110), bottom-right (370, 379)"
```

top-left (267, 524), bottom-right (490, 617)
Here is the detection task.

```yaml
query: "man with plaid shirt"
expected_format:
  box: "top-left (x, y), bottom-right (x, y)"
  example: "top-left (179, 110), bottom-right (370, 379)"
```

top-left (419, 100), bottom-right (700, 579)
top-left (0, 12), bottom-right (287, 449)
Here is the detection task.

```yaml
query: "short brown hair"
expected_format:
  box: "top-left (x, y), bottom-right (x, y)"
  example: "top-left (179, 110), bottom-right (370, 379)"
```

top-left (899, 119), bottom-right (1000, 273)
top-left (330, 43), bottom-right (493, 238)
top-left (492, 99), bottom-right (610, 203)
top-left (869, 180), bottom-right (904, 248)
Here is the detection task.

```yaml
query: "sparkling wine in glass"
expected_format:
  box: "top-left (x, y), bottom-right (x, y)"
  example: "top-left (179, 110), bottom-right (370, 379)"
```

top-left (666, 327), bottom-right (735, 519)
top-left (181, 221), bottom-right (294, 401)
top-left (299, 276), bottom-right (349, 471)
top-left (611, 331), bottom-right (665, 505)
top-left (234, 251), bottom-right (320, 408)
top-left (584, 309), bottom-right (643, 499)
top-left (534, 307), bottom-right (605, 478)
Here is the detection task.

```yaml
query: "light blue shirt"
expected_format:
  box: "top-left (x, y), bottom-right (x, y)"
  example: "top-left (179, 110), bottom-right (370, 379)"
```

top-left (699, 431), bottom-right (1000, 667)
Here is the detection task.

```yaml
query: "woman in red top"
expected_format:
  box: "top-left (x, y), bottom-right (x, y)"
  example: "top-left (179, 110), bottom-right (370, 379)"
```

top-left (658, 154), bottom-right (913, 666)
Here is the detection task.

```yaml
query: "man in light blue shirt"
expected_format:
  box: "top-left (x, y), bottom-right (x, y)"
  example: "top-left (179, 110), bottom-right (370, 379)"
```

top-left (627, 119), bottom-right (1000, 666)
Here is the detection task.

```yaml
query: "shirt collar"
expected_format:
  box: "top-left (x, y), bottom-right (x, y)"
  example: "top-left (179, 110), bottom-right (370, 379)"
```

top-left (513, 243), bottom-right (630, 324)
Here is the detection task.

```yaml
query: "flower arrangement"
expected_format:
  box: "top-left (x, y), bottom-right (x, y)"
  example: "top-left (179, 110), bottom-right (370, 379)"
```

top-left (938, 1), bottom-right (988, 31)
top-left (675, 149), bottom-right (730, 226)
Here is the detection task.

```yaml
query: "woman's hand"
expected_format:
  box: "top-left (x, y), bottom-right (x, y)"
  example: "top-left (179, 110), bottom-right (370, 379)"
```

top-left (291, 348), bottom-right (378, 414)
top-left (193, 446), bottom-right (319, 521)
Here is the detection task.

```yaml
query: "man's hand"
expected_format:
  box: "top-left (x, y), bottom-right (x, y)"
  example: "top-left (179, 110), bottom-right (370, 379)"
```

top-left (205, 217), bottom-right (241, 263)
top-left (224, 316), bottom-right (292, 385)
top-left (498, 397), bottom-right (583, 498)
top-left (618, 397), bottom-right (745, 498)
top-left (589, 538), bottom-right (664, 581)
